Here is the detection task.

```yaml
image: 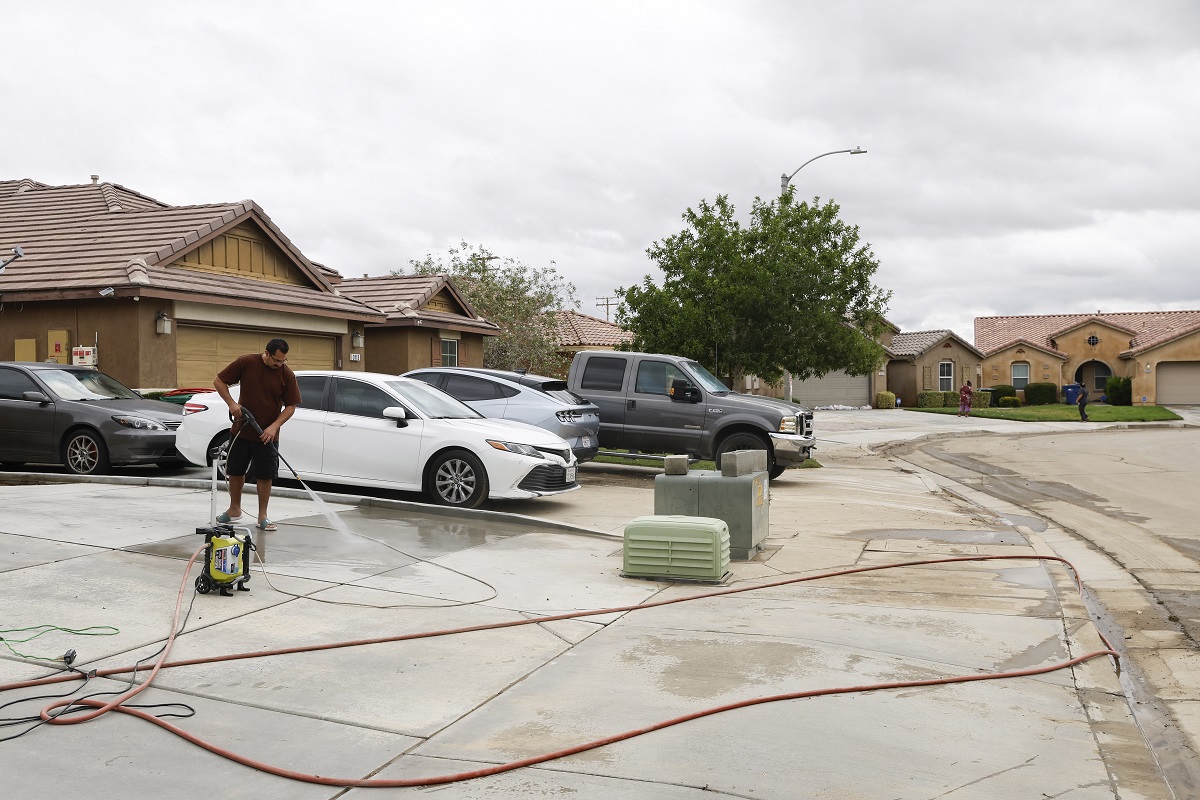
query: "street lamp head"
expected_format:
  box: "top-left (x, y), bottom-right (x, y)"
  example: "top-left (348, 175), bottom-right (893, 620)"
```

top-left (850, 147), bottom-right (867, 155)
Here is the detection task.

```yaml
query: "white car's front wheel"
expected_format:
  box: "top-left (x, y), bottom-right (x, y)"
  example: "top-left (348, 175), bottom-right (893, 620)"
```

top-left (428, 450), bottom-right (489, 509)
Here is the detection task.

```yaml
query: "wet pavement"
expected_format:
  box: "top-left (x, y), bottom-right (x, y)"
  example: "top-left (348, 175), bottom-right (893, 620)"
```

top-left (0, 409), bottom-right (1194, 798)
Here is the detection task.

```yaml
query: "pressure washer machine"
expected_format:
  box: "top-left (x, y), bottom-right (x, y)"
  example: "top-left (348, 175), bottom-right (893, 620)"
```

top-left (194, 524), bottom-right (253, 596)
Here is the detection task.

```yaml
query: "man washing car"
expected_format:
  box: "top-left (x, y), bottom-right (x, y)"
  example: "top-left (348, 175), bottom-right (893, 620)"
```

top-left (213, 338), bottom-right (301, 531)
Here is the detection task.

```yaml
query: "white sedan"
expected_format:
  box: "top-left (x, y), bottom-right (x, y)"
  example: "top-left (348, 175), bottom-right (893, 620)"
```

top-left (174, 371), bottom-right (579, 509)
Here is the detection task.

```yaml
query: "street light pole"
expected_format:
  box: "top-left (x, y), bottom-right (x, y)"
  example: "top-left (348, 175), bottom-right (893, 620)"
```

top-left (780, 147), bottom-right (866, 194)
top-left (779, 147), bottom-right (866, 402)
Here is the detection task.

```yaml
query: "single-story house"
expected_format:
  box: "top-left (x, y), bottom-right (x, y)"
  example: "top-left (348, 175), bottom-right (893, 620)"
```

top-left (552, 310), bottom-right (634, 355)
top-left (976, 310), bottom-right (1200, 404)
top-left (885, 329), bottom-right (985, 408)
top-left (0, 177), bottom-right (384, 389)
top-left (333, 274), bottom-right (500, 374)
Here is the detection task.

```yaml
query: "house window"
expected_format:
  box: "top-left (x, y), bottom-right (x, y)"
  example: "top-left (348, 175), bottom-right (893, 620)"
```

top-left (1012, 362), bottom-right (1030, 389)
top-left (1087, 335), bottom-right (1100, 346)
top-left (441, 339), bottom-right (458, 366)
top-left (1093, 362), bottom-right (1112, 392)
top-left (939, 361), bottom-right (953, 391)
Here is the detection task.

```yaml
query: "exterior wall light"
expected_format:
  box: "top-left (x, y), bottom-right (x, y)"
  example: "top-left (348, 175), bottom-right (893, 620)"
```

top-left (351, 331), bottom-right (365, 348)
top-left (155, 311), bottom-right (172, 335)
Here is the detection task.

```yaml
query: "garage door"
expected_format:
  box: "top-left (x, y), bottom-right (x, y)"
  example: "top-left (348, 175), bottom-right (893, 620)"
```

top-left (790, 370), bottom-right (871, 407)
top-left (177, 326), bottom-right (337, 388)
top-left (1157, 361), bottom-right (1200, 405)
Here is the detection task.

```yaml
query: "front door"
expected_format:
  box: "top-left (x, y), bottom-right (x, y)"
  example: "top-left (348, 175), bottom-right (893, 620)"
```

top-left (622, 358), bottom-right (706, 454)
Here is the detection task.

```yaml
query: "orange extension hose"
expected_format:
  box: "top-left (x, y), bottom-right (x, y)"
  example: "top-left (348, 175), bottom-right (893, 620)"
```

top-left (3, 552), bottom-right (1119, 788)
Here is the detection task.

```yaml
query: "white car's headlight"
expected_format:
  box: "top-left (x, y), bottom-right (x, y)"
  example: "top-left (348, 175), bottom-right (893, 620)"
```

top-left (112, 414), bottom-right (168, 431)
top-left (486, 440), bottom-right (546, 458)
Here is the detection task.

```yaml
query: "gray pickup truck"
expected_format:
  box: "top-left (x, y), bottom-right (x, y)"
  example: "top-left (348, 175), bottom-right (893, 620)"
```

top-left (566, 350), bottom-right (815, 479)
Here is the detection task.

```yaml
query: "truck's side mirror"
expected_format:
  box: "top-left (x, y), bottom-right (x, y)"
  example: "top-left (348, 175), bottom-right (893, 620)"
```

top-left (669, 379), bottom-right (700, 403)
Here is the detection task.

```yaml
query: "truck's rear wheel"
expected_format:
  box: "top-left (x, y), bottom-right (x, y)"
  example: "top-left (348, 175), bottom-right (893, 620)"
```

top-left (715, 433), bottom-right (780, 478)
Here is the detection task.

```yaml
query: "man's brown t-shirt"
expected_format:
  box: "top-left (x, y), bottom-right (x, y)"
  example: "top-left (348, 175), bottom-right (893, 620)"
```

top-left (217, 354), bottom-right (302, 441)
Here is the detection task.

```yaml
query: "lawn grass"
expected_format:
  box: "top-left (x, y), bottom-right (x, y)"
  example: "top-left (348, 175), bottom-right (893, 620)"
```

top-left (592, 455), bottom-right (822, 470)
top-left (904, 404), bottom-right (1181, 422)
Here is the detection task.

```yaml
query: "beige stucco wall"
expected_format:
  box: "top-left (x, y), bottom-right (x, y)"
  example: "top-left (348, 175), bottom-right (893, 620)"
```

top-left (0, 299), bottom-right (173, 389)
top-left (363, 327), bottom-right (486, 374)
top-left (981, 345), bottom-right (1068, 396)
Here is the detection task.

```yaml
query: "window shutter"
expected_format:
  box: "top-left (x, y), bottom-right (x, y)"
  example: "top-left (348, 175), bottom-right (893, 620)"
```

top-left (431, 336), bottom-right (441, 367)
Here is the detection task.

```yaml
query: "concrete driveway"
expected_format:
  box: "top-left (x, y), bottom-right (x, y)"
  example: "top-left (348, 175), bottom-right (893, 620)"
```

top-left (0, 408), bottom-right (1191, 798)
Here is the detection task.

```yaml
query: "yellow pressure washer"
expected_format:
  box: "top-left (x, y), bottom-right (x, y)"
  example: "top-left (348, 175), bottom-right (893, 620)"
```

top-left (194, 524), bottom-right (253, 596)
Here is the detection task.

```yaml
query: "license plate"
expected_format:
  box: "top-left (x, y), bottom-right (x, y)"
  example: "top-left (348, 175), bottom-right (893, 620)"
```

top-left (566, 466), bottom-right (576, 483)
top-left (580, 436), bottom-right (592, 447)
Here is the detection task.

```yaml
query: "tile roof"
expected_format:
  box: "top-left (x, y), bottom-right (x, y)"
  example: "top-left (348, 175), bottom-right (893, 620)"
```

top-left (888, 329), bottom-right (983, 358)
top-left (336, 274), bottom-right (501, 334)
top-left (974, 311), bottom-right (1200, 357)
top-left (0, 178), bottom-right (383, 321)
top-left (552, 310), bottom-right (634, 347)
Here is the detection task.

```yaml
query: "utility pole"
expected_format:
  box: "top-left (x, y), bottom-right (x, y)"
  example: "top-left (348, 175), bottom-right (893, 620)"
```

top-left (596, 296), bottom-right (618, 321)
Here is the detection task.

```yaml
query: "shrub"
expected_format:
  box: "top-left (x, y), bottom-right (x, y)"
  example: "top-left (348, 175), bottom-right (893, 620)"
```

top-left (989, 384), bottom-right (1017, 405)
top-left (1106, 376), bottom-right (1132, 406)
top-left (942, 391), bottom-right (959, 407)
top-left (998, 396), bottom-right (1022, 408)
top-left (874, 391), bottom-right (896, 409)
top-left (917, 391), bottom-right (944, 408)
top-left (970, 391), bottom-right (991, 409)
top-left (1023, 382), bottom-right (1058, 405)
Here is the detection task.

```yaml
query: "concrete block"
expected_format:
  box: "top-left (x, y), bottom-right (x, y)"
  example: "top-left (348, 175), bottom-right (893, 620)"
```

top-left (721, 449), bottom-right (768, 477)
top-left (663, 455), bottom-right (690, 475)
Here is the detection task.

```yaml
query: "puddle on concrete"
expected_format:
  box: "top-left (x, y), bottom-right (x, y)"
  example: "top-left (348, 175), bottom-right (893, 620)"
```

top-left (850, 528), bottom-right (1026, 546)
top-left (127, 505), bottom-right (572, 567)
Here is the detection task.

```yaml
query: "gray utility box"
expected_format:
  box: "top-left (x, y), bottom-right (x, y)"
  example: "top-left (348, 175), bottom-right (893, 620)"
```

top-left (653, 450), bottom-right (769, 560)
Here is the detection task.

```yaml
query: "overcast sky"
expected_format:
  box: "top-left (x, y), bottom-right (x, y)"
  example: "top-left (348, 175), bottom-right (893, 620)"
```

top-left (4, 1), bottom-right (1197, 342)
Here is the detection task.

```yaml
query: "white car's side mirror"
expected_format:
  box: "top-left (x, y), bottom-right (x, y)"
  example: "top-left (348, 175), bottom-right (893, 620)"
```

top-left (383, 406), bottom-right (409, 428)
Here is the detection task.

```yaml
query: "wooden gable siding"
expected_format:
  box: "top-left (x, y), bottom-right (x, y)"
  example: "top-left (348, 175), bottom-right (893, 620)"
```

top-left (170, 223), bottom-right (308, 286)
top-left (425, 289), bottom-right (464, 315)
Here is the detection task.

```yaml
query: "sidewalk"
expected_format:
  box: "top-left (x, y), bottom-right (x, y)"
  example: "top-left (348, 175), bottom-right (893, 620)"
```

top-left (0, 410), bottom-right (1178, 798)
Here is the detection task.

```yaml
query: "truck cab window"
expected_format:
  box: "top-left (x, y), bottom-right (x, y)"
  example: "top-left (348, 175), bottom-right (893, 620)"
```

top-left (580, 357), bottom-right (627, 391)
top-left (635, 361), bottom-right (687, 395)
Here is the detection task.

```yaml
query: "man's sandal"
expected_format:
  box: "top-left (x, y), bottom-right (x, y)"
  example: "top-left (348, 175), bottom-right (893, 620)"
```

top-left (256, 519), bottom-right (278, 531)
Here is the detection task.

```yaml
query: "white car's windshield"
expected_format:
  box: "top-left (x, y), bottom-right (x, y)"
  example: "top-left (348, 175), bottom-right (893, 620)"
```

top-left (38, 369), bottom-right (141, 401)
top-left (385, 380), bottom-right (484, 419)
top-left (682, 361), bottom-right (729, 394)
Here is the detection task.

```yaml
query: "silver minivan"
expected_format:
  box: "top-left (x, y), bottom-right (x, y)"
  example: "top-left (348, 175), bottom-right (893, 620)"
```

top-left (404, 367), bottom-right (600, 462)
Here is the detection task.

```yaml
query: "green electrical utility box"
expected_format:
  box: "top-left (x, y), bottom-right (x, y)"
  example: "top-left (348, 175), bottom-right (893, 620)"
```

top-left (622, 515), bottom-right (730, 582)
top-left (654, 469), bottom-right (769, 560)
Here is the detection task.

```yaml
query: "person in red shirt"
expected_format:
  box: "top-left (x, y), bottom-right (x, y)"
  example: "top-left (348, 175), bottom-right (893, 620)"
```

top-left (213, 339), bottom-right (301, 531)
top-left (958, 380), bottom-right (975, 417)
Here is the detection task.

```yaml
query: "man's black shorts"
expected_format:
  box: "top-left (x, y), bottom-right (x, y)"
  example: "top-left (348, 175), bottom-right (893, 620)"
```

top-left (226, 437), bottom-right (280, 482)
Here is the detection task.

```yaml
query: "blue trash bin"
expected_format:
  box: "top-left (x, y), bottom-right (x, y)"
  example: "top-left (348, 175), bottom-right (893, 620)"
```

top-left (1063, 384), bottom-right (1081, 405)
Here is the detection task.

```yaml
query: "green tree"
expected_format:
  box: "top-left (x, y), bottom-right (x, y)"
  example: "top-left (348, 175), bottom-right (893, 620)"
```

top-left (404, 242), bottom-right (579, 374)
top-left (618, 190), bottom-right (891, 384)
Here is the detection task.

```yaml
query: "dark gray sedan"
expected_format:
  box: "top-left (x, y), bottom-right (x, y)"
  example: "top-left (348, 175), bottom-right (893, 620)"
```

top-left (0, 362), bottom-right (183, 475)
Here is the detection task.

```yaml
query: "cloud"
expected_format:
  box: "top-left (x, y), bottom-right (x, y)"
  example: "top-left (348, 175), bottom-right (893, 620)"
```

top-left (2, 0), bottom-right (1197, 346)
